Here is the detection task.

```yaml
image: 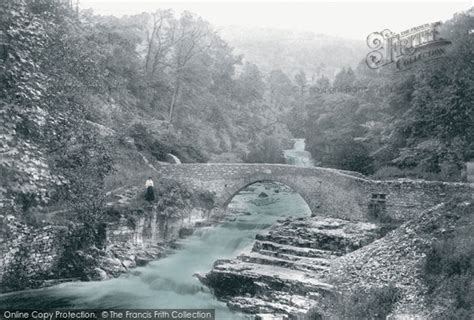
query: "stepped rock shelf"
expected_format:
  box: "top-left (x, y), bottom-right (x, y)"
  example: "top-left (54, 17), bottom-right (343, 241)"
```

top-left (196, 216), bottom-right (382, 319)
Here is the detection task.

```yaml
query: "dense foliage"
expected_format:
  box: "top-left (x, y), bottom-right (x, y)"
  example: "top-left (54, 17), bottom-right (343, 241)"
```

top-left (333, 284), bottom-right (400, 320)
top-left (423, 201), bottom-right (473, 319)
top-left (1, 1), bottom-right (472, 221)
top-left (0, 0), bottom-right (114, 218)
top-left (300, 12), bottom-right (474, 180)
top-left (308, 283), bottom-right (400, 319)
top-left (129, 123), bottom-right (207, 163)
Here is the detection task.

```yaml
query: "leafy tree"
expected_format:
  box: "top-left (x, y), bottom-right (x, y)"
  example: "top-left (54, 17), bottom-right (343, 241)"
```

top-left (233, 62), bottom-right (265, 104)
top-left (294, 70), bottom-right (307, 107)
top-left (245, 136), bottom-right (286, 164)
top-left (267, 69), bottom-right (294, 109)
top-left (303, 11), bottom-right (473, 180)
top-left (333, 67), bottom-right (356, 90)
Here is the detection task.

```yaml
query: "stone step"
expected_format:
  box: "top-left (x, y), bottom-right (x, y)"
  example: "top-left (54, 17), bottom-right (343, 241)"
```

top-left (227, 293), bottom-right (314, 318)
top-left (200, 216), bottom-right (382, 319)
top-left (255, 233), bottom-right (330, 251)
top-left (253, 241), bottom-right (340, 259)
top-left (260, 218), bottom-right (381, 253)
top-left (255, 232), bottom-right (361, 253)
top-left (255, 314), bottom-right (289, 320)
top-left (237, 252), bottom-right (329, 273)
top-left (200, 259), bottom-right (333, 299)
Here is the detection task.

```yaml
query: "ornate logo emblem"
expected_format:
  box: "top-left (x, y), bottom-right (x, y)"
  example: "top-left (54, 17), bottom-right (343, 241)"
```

top-left (366, 22), bottom-right (451, 70)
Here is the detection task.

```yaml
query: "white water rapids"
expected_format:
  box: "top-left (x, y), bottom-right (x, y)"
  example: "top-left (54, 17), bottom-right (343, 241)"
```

top-left (283, 139), bottom-right (314, 167)
top-left (0, 141), bottom-right (314, 317)
top-left (0, 183), bottom-right (311, 319)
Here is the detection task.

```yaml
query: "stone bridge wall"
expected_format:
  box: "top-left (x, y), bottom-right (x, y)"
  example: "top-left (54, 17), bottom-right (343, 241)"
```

top-left (372, 180), bottom-right (473, 221)
top-left (155, 164), bottom-right (474, 222)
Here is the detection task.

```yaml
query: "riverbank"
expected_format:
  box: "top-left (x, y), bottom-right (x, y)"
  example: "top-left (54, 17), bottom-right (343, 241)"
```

top-left (326, 199), bottom-right (473, 319)
top-left (0, 182), bottom-right (310, 320)
top-left (197, 215), bottom-right (383, 319)
top-left (198, 198), bottom-right (473, 319)
top-left (0, 179), bottom-right (219, 293)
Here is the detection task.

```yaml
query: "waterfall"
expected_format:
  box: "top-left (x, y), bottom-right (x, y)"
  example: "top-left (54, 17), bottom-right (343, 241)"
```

top-left (134, 217), bottom-right (145, 247)
top-left (151, 209), bottom-right (158, 244)
top-left (166, 153), bottom-right (181, 164)
top-left (283, 138), bottom-right (314, 167)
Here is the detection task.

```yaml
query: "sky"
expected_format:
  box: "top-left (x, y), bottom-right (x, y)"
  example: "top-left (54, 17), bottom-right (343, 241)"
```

top-left (79, 1), bottom-right (473, 40)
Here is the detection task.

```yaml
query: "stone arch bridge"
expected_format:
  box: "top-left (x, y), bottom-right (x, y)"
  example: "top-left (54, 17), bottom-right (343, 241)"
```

top-left (153, 163), bottom-right (473, 221)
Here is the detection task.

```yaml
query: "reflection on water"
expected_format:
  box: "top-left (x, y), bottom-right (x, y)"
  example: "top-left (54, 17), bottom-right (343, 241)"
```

top-left (0, 182), bottom-right (311, 319)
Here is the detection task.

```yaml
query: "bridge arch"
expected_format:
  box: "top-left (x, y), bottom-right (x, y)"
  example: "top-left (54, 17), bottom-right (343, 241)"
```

top-left (159, 164), bottom-right (372, 220)
top-left (219, 173), bottom-right (314, 214)
top-left (222, 178), bottom-right (313, 213)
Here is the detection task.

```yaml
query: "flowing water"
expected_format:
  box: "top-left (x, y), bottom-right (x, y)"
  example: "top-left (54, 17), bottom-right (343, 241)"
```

top-left (0, 142), bottom-right (313, 316)
top-left (283, 138), bottom-right (314, 167)
top-left (0, 183), bottom-right (311, 319)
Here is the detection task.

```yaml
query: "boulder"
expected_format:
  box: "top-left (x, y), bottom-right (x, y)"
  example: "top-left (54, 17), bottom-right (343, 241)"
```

top-left (89, 268), bottom-right (109, 281)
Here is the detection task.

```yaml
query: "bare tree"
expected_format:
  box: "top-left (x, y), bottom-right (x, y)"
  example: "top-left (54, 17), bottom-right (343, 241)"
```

top-left (167, 12), bottom-right (214, 123)
top-left (144, 10), bottom-right (174, 78)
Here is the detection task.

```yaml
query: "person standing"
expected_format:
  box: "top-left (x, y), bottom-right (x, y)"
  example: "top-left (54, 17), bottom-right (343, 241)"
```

top-left (145, 177), bottom-right (155, 201)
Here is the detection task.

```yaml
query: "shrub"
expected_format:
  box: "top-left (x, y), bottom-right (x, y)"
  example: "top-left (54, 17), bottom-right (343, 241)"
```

top-left (309, 139), bottom-right (374, 175)
top-left (244, 136), bottom-right (286, 164)
top-left (193, 190), bottom-right (216, 212)
top-left (371, 165), bottom-right (465, 182)
top-left (329, 284), bottom-right (401, 319)
top-left (14, 192), bottom-right (38, 212)
top-left (53, 225), bottom-right (102, 280)
top-left (128, 123), bottom-right (207, 163)
top-left (372, 166), bottom-right (406, 179)
top-left (422, 203), bottom-right (474, 319)
top-left (154, 179), bottom-right (192, 219)
top-left (1, 244), bottom-right (40, 292)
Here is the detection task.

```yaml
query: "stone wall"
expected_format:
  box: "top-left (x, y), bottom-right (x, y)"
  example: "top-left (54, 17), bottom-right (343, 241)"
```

top-left (372, 180), bottom-right (474, 221)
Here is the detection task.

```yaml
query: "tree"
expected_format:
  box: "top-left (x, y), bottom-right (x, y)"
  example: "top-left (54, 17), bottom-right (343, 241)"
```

top-left (234, 62), bottom-right (265, 104)
top-left (309, 75), bottom-right (331, 97)
top-left (294, 70), bottom-right (307, 109)
top-left (333, 67), bottom-right (356, 91)
top-left (167, 11), bottom-right (214, 123)
top-left (245, 136), bottom-right (285, 164)
top-left (267, 69), bottom-right (294, 109)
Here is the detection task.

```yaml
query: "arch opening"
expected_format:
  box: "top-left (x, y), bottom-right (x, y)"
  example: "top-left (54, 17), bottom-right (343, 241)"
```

top-left (223, 180), bottom-right (312, 218)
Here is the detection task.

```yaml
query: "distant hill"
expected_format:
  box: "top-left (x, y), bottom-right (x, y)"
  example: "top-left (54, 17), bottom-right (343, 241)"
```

top-left (219, 26), bottom-right (367, 81)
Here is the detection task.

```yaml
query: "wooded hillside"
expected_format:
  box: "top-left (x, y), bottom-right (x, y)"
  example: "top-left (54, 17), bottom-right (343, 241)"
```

top-left (1, 1), bottom-right (472, 216)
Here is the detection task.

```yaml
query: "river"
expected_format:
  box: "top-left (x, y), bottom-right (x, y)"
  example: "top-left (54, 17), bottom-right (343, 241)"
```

top-left (0, 183), bottom-right (311, 319)
top-left (0, 139), bottom-right (314, 318)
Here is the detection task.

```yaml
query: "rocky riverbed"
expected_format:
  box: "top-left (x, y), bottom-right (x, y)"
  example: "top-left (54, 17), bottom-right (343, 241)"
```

top-left (196, 215), bottom-right (382, 319)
